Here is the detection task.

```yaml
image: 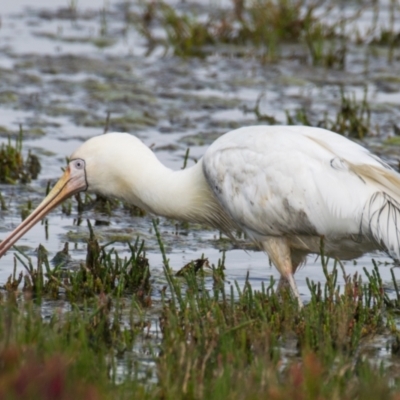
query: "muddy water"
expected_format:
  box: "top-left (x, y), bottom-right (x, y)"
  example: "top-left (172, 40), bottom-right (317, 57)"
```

top-left (0, 0), bottom-right (400, 306)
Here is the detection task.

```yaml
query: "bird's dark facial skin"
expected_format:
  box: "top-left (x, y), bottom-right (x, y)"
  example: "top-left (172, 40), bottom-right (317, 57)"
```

top-left (0, 158), bottom-right (88, 258)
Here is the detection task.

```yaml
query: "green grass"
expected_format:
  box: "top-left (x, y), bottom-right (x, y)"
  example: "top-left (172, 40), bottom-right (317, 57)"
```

top-left (1, 225), bottom-right (400, 399)
top-left (6, 222), bottom-right (150, 302)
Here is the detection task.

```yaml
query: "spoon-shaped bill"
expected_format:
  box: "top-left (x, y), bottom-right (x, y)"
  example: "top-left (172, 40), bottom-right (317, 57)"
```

top-left (0, 162), bottom-right (87, 258)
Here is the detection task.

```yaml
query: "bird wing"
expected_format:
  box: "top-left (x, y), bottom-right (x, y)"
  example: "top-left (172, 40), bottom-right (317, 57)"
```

top-left (202, 126), bottom-right (400, 258)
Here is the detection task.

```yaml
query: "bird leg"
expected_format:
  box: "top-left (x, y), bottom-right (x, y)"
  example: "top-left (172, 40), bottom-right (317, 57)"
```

top-left (262, 237), bottom-right (303, 308)
top-left (277, 273), bottom-right (297, 292)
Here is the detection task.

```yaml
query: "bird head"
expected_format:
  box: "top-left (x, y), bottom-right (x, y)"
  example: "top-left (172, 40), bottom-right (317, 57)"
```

top-left (0, 132), bottom-right (151, 258)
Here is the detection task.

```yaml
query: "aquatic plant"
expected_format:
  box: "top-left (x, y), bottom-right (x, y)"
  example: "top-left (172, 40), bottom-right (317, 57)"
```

top-left (159, 3), bottom-right (216, 57)
top-left (5, 222), bottom-right (151, 301)
top-left (135, 0), bottom-right (358, 67)
top-left (286, 87), bottom-right (372, 138)
top-left (2, 0), bottom-right (400, 397)
top-left (0, 130), bottom-right (41, 184)
top-left (2, 227), bottom-right (400, 398)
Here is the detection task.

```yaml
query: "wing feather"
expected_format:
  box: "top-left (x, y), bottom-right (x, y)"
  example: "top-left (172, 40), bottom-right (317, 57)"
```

top-left (202, 125), bottom-right (400, 258)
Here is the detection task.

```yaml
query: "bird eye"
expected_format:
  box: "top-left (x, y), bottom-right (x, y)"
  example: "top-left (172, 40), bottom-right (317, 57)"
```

top-left (73, 159), bottom-right (85, 170)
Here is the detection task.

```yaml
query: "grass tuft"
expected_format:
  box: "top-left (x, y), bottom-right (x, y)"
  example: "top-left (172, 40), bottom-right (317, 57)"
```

top-left (0, 129), bottom-right (41, 184)
top-left (1, 232), bottom-right (400, 397)
top-left (286, 86), bottom-right (372, 138)
top-left (4, 223), bottom-right (151, 302)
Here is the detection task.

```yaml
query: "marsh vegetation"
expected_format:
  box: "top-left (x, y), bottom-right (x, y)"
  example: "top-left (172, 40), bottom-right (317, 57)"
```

top-left (1, 0), bottom-right (400, 398)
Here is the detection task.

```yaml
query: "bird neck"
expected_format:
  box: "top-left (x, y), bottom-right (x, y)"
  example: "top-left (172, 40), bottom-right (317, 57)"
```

top-left (139, 161), bottom-right (213, 220)
top-left (80, 133), bottom-right (234, 231)
top-left (112, 154), bottom-right (216, 223)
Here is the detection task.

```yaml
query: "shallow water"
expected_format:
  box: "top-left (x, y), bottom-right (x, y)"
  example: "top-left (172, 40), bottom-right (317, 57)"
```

top-left (0, 1), bottom-right (400, 309)
top-left (3, 0), bottom-right (400, 385)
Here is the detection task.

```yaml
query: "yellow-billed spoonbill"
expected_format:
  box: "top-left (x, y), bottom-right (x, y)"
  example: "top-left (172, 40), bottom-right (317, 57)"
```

top-left (1, 125), bottom-right (399, 306)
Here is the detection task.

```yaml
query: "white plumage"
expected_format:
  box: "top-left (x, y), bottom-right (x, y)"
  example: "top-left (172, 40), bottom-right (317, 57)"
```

top-left (204, 126), bottom-right (400, 256)
top-left (1, 125), bottom-right (400, 306)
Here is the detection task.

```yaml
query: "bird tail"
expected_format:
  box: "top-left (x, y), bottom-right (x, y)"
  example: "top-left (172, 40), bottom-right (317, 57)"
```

top-left (352, 163), bottom-right (400, 260)
top-left (363, 192), bottom-right (400, 260)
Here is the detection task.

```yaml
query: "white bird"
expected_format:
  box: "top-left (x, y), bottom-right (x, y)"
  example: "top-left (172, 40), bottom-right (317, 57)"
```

top-left (1, 125), bottom-right (400, 306)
